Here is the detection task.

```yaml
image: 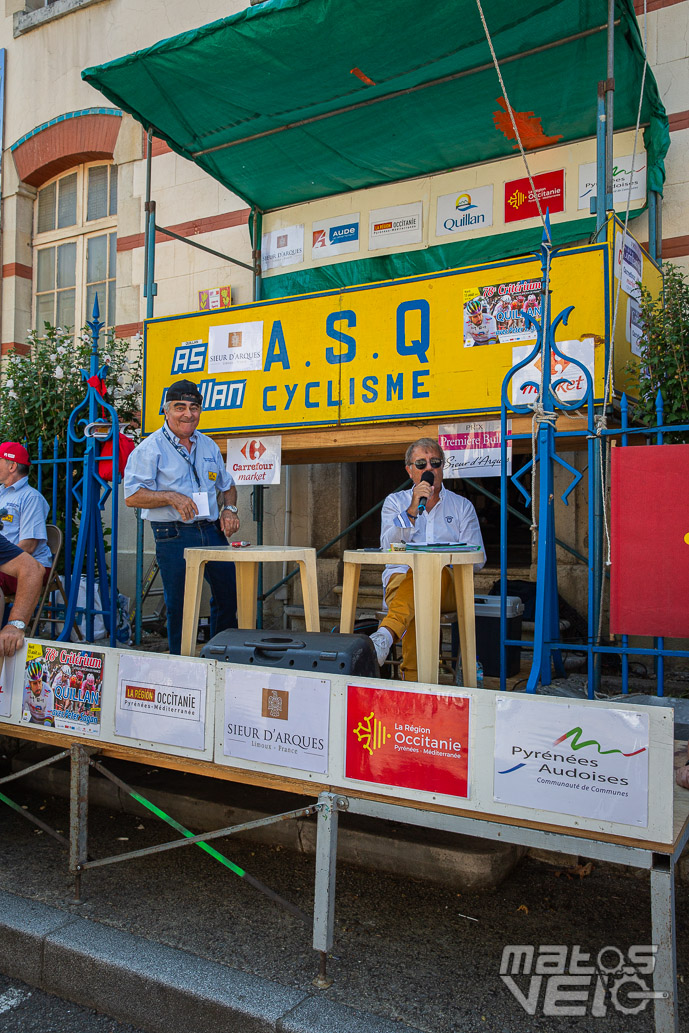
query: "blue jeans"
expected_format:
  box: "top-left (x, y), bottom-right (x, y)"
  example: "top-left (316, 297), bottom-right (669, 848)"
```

top-left (151, 520), bottom-right (238, 655)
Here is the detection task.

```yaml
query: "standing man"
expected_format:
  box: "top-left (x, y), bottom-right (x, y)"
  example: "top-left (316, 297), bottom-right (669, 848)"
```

top-left (0, 532), bottom-right (44, 656)
top-left (0, 442), bottom-right (53, 590)
top-left (370, 438), bottom-right (486, 681)
top-left (124, 379), bottom-right (240, 654)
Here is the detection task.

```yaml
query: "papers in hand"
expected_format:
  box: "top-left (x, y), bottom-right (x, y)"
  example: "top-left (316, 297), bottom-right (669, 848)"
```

top-left (192, 491), bottom-right (211, 518)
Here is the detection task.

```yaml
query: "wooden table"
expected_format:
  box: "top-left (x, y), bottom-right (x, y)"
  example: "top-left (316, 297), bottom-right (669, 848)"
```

top-left (180, 545), bottom-right (320, 656)
top-left (339, 547), bottom-right (482, 686)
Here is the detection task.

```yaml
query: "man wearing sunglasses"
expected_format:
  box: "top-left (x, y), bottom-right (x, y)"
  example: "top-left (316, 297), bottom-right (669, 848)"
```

top-left (370, 437), bottom-right (485, 680)
top-left (124, 379), bottom-right (239, 654)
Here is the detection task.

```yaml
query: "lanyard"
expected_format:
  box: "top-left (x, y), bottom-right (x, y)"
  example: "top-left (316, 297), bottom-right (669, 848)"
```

top-left (162, 424), bottom-right (202, 491)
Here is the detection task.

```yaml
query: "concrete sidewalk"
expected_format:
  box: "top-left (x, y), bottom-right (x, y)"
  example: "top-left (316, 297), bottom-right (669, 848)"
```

top-left (0, 890), bottom-right (423, 1033)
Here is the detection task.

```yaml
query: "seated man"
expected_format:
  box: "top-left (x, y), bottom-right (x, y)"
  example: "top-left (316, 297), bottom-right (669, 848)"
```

top-left (0, 442), bottom-right (53, 599)
top-left (0, 532), bottom-right (44, 655)
top-left (370, 437), bottom-right (486, 681)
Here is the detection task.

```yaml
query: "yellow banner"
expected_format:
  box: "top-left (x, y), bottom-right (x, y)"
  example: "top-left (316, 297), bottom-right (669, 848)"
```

top-left (142, 245), bottom-right (610, 436)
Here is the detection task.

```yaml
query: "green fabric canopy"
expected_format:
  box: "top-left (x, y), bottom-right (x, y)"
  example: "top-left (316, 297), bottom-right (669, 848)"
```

top-left (83, 0), bottom-right (668, 213)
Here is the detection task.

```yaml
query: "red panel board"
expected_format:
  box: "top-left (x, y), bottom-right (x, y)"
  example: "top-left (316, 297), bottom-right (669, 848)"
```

top-left (346, 684), bottom-right (469, 797)
top-left (610, 444), bottom-right (689, 637)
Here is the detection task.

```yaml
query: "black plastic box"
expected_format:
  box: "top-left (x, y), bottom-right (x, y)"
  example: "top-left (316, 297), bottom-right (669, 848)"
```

top-left (451, 595), bottom-right (524, 678)
top-left (201, 629), bottom-right (378, 677)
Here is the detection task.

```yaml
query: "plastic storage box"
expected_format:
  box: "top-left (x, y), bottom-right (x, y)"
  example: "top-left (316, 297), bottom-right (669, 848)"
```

top-left (452, 595), bottom-right (524, 678)
top-left (201, 629), bottom-right (378, 677)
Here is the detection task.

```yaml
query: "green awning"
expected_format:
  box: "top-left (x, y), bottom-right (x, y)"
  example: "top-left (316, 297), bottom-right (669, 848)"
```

top-left (82, 0), bottom-right (668, 212)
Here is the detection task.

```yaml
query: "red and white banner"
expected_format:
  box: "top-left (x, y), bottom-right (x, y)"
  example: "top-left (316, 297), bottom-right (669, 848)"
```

top-left (504, 170), bottom-right (565, 223)
top-left (345, 684), bottom-right (470, 797)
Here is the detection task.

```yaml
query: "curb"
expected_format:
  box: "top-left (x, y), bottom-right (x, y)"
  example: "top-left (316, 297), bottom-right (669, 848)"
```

top-left (0, 888), bottom-right (424, 1033)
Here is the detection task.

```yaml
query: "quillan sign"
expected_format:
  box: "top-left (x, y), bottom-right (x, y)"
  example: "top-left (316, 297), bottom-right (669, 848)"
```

top-left (141, 225), bottom-right (659, 437)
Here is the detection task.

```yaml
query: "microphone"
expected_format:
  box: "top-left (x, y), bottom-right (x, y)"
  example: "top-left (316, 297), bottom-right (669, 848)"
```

top-left (416, 470), bottom-right (435, 516)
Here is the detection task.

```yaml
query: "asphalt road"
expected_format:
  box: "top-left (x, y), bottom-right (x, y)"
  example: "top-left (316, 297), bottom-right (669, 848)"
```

top-left (0, 780), bottom-right (687, 1033)
top-left (0, 973), bottom-right (144, 1033)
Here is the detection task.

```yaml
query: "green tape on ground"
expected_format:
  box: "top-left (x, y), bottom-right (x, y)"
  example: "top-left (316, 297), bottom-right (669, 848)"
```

top-left (130, 790), bottom-right (246, 877)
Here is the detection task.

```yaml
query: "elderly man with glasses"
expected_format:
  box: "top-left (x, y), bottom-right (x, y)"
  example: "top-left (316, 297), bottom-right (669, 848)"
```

top-left (124, 379), bottom-right (239, 654)
top-left (369, 437), bottom-right (486, 681)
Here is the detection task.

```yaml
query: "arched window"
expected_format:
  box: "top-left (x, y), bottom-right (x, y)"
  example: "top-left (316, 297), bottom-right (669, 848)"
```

top-left (33, 162), bottom-right (117, 331)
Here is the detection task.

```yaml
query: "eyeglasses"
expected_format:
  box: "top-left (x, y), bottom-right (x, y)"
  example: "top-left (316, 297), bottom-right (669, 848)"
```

top-left (412, 457), bottom-right (443, 469)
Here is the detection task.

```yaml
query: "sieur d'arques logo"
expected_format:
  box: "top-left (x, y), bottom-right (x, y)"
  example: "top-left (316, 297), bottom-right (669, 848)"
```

top-left (262, 687), bottom-right (288, 720)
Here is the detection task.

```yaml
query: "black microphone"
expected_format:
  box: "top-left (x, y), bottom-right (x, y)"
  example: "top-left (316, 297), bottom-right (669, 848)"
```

top-left (416, 470), bottom-right (435, 516)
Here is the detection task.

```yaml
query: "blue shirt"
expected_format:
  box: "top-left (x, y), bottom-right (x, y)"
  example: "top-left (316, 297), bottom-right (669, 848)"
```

top-left (123, 424), bottom-right (235, 522)
top-left (0, 477), bottom-right (53, 567)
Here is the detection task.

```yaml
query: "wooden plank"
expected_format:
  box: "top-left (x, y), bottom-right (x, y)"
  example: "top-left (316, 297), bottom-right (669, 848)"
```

top-left (3, 723), bottom-right (684, 853)
top-left (217, 415), bottom-right (589, 464)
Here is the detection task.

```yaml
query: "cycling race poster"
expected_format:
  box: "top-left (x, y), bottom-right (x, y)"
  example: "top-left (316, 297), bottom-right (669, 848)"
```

top-left (21, 642), bottom-right (104, 737)
top-left (462, 278), bottom-right (542, 348)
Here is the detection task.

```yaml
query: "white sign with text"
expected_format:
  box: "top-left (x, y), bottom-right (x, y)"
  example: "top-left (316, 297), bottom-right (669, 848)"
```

top-left (224, 669), bottom-right (330, 773)
top-left (369, 202), bottom-right (423, 250)
top-left (207, 321), bottom-right (263, 374)
top-left (511, 339), bottom-right (594, 406)
top-left (262, 225), bottom-right (304, 270)
top-left (493, 697), bottom-right (650, 827)
top-left (226, 435), bottom-right (281, 485)
top-left (116, 654), bottom-right (207, 751)
top-left (439, 420), bottom-right (511, 478)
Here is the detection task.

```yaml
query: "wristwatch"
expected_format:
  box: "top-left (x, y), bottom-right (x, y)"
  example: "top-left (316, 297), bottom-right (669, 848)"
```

top-left (7, 619), bottom-right (26, 631)
top-left (223, 504), bottom-right (238, 514)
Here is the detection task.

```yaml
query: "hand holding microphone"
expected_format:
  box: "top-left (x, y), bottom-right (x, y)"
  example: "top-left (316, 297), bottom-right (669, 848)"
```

top-left (412, 470), bottom-right (435, 518)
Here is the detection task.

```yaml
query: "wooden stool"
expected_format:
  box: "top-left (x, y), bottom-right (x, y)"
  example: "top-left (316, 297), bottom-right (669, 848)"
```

top-left (180, 545), bottom-right (320, 657)
top-left (339, 548), bottom-right (481, 686)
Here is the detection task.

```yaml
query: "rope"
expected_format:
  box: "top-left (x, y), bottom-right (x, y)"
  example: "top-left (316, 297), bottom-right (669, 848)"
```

top-left (474, 0), bottom-right (551, 243)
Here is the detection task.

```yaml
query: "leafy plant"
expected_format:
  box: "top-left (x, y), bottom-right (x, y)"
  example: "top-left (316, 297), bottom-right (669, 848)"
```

top-left (0, 324), bottom-right (143, 560)
top-left (627, 263), bottom-right (689, 439)
top-left (0, 324), bottom-right (142, 450)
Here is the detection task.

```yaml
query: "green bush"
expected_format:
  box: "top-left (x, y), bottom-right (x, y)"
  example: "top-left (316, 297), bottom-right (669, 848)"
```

top-left (628, 263), bottom-right (689, 438)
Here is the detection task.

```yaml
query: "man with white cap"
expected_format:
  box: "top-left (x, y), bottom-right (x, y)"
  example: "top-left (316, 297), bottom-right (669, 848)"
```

top-left (0, 441), bottom-right (53, 595)
top-left (124, 379), bottom-right (240, 654)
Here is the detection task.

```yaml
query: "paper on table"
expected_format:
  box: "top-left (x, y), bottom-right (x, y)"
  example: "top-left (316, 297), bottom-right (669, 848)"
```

top-left (192, 491), bottom-right (211, 518)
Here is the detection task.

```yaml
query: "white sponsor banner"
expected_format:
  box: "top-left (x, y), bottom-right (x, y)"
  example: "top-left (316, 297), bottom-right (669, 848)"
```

top-left (439, 420), bottom-right (511, 478)
top-left (312, 214), bottom-right (360, 257)
top-left (615, 230), bottom-right (644, 299)
top-left (577, 152), bottom-right (647, 210)
top-left (262, 224), bottom-right (304, 270)
top-left (226, 435), bottom-right (281, 485)
top-left (207, 321), bottom-right (263, 374)
top-left (0, 655), bottom-right (15, 718)
top-left (116, 654), bottom-right (207, 751)
top-left (369, 202), bottom-right (423, 250)
top-left (511, 338), bottom-right (594, 406)
top-left (224, 669), bottom-right (330, 773)
top-left (493, 697), bottom-right (649, 827)
top-left (436, 186), bottom-right (494, 237)
top-left (626, 297), bottom-right (644, 357)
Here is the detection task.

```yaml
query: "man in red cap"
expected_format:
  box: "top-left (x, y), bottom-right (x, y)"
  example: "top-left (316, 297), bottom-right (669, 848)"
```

top-left (0, 442), bottom-right (53, 596)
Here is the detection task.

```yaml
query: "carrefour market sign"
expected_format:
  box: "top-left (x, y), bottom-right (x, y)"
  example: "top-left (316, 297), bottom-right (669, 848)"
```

top-left (142, 247), bottom-right (607, 435)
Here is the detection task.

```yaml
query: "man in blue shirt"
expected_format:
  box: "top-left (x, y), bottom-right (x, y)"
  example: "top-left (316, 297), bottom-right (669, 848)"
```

top-left (124, 379), bottom-right (240, 654)
top-left (0, 442), bottom-right (53, 597)
top-left (0, 532), bottom-right (44, 656)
